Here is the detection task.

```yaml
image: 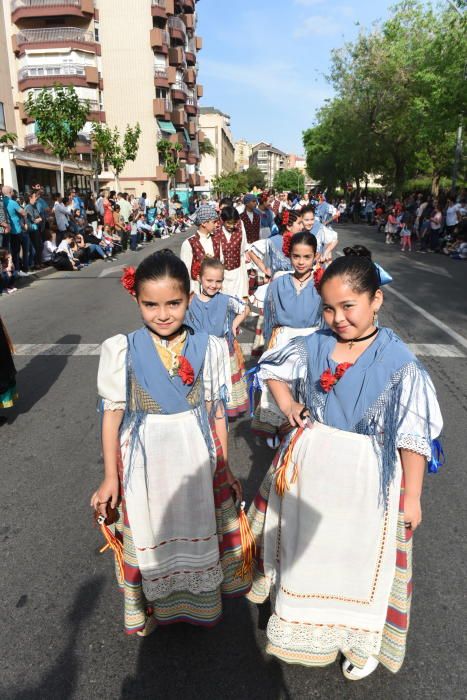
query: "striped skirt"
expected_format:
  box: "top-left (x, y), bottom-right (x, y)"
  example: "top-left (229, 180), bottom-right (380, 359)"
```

top-left (247, 432), bottom-right (413, 673)
top-left (107, 433), bottom-right (251, 635)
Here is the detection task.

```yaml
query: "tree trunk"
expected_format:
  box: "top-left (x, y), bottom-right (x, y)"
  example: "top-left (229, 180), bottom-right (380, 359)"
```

top-left (353, 178), bottom-right (361, 222)
top-left (114, 173), bottom-right (120, 192)
top-left (431, 172), bottom-right (440, 197)
top-left (60, 160), bottom-right (64, 196)
top-left (393, 156), bottom-right (405, 198)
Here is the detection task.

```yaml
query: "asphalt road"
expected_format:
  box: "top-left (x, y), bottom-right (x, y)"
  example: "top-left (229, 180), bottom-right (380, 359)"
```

top-left (1, 223), bottom-right (466, 700)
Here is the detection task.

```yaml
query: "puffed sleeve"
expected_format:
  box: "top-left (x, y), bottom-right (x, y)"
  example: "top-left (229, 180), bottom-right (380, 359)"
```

top-left (228, 295), bottom-right (245, 315)
top-left (97, 334), bottom-right (127, 410)
top-left (258, 337), bottom-right (307, 389)
top-left (203, 335), bottom-right (232, 403)
top-left (396, 366), bottom-right (443, 459)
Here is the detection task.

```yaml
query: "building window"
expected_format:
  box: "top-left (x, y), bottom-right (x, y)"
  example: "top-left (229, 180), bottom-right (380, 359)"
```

top-left (0, 102), bottom-right (5, 130)
top-left (94, 24), bottom-right (100, 42)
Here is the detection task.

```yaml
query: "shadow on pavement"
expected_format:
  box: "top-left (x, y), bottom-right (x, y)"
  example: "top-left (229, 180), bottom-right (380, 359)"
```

top-left (2, 575), bottom-right (104, 700)
top-left (7, 333), bottom-right (81, 424)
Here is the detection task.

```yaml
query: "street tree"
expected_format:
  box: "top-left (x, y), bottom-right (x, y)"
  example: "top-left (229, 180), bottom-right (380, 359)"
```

top-left (92, 122), bottom-right (141, 192)
top-left (25, 85), bottom-right (89, 195)
top-left (211, 171), bottom-right (248, 197)
top-left (244, 166), bottom-right (266, 190)
top-left (199, 138), bottom-right (216, 157)
top-left (273, 168), bottom-right (306, 194)
top-left (157, 139), bottom-right (183, 198)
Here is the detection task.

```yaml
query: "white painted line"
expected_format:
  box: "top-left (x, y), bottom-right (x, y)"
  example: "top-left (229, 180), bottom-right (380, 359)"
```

top-left (14, 343), bottom-right (101, 356)
top-left (408, 343), bottom-right (465, 358)
top-left (98, 264), bottom-right (124, 278)
top-left (384, 285), bottom-right (467, 350)
top-left (409, 261), bottom-right (451, 278)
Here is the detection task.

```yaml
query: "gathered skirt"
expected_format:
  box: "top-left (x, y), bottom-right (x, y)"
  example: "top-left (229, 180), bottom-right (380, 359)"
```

top-left (226, 338), bottom-right (249, 420)
top-left (247, 422), bottom-right (413, 672)
top-left (105, 412), bottom-right (250, 635)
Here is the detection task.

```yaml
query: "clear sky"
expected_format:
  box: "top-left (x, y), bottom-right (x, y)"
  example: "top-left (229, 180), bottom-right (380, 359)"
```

top-left (197, 0), bottom-right (397, 155)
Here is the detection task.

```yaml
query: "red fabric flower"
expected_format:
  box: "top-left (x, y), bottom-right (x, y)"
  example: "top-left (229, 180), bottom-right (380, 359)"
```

top-left (121, 266), bottom-right (136, 296)
top-left (282, 209), bottom-right (290, 227)
top-left (191, 259), bottom-right (201, 280)
top-left (313, 266), bottom-right (325, 294)
top-left (178, 356), bottom-right (195, 385)
top-left (335, 362), bottom-right (353, 380)
top-left (320, 369), bottom-right (337, 393)
top-left (282, 231), bottom-right (293, 257)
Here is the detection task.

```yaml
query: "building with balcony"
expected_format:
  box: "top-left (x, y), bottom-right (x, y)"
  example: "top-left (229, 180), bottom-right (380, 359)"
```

top-left (198, 107), bottom-right (235, 187)
top-left (250, 142), bottom-right (287, 188)
top-left (1, 0), bottom-right (205, 199)
top-left (234, 138), bottom-right (252, 172)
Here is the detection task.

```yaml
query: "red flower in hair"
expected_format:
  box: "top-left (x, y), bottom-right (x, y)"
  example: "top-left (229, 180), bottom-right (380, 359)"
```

top-left (282, 231), bottom-right (293, 257)
top-left (121, 266), bottom-right (136, 296)
top-left (320, 369), bottom-right (337, 393)
top-left (178, 355), bottom-right (194, 385)
top-left (282, 209), bottom-right (290, 227)
top-left (313, 266), bottom-right (325, 294)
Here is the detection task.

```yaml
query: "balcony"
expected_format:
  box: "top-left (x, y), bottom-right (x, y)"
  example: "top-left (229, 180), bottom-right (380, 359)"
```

top-left (185, 96), bottom-right (197, 116)
top-left (24, 131), bottom-right (91, 153)
top-left (185, 67), bottom-right (197, 86)
top-left (185, 38), bottom-right (196, 65)
top-left (168, 16), bottom-right (186, 44)
top-left (183, 12), bottom-right (197, 31)
top-left (11, 0), bottom-right (94, 23)
top-left (168, 46), bottom-right (185, 68)
top-left (171, 108), bottom-right (186, 127)
top-left (187, 120), bottom-right (196, 137)
top-left (17, 63), bottom-right (99, 90)
top-left (156, 165), bottom-right (168, 182)
top-left (171, 81), bottom-right (188, 103)
top-left (175, 167), bottom-right (187, 184)
top-left (198, 130), bottom-right (205, 143)
top-left (150, 28), bottom-right (169, 53)
top-left (12, 27), bottom-right (99, 56)
top-left (153, 97), bottom-right (173, 118)
top-left (196, 83), bottom-right (203, 99)
top-left (154, 65), bottom-right (176, 88)
top-left (180, 0), bottom-right (195, 11)
top-left (151, 0), bottom-right (174, 20)
top-left (195, 36), bottom-right (203, 51)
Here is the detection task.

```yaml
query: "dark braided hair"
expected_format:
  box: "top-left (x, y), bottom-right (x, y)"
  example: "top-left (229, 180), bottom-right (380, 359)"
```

top-left (289, 231), bottom-right (318, 255)
top-left (134, 249), bottom-right (190, 297)
top-left (321, 255), bottom-right (380, 298)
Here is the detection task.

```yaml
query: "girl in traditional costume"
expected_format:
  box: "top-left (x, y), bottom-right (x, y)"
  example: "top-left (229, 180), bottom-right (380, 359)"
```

top-left (186, 258), bottom-right (250, 420)
top-left (247, 255), bottom-right (443, 679)
top-left (91, 251), bottom-right (250, 637)
top-left (248, 210), bottom-right (304, 357)
top-left (251, 232), bottom-right (322, 447)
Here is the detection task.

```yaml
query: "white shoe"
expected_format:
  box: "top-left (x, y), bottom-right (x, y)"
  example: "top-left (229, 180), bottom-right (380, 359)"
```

top-left (18, 270), bottom-right (29, 277)
top-left (342, 656), bottom-right (379, 680)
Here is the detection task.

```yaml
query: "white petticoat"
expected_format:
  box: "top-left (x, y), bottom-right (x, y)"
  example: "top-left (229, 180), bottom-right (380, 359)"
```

top-left (263, 422), bottom-right (401, 658)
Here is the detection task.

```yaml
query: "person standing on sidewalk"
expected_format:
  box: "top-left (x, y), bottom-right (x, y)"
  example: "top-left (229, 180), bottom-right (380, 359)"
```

top-left (3, 186), bottom-right (29, 276)
top-left (53, 194), bottom-right (71, 246)
top-left (24, 191), bottom-right (44, 270)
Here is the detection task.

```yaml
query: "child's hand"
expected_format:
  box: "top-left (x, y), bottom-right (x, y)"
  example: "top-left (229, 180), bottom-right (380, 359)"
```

top-left (404, 494), bottom-right (422, 531)
top-left (225, 466), bottom-right (243, 503)
top-left (284, 401), bottom-right (310, 429)
top-left (90, 476), bottom-right (119, 518)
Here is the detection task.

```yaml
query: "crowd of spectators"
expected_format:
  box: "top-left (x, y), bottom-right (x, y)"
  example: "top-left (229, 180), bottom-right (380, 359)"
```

top-left (0, 184), bottom-right (192, 297)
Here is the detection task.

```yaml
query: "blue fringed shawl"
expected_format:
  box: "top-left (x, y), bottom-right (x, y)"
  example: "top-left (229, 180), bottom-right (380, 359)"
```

top-left (120, 327), bottom-right (221, 490)
top-left (185, 293), bottom-right (238, 349)
top-left (263, 273), bottom-right (322, 343)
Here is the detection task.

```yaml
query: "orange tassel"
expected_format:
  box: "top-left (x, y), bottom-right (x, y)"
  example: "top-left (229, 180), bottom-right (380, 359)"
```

top-left (235, 502), bottom-right (256, 579)
top-left (275, 427), bottom-right (304, 496)
top-left (97, 515), bottom-right (125, 584)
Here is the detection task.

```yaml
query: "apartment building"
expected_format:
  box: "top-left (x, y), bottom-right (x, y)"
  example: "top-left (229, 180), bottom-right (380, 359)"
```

top-left (249, 142), bottom-right (287, 188)
top-left (198, 106), bottom-right (235, 186)
top-left (1, 0), bottom-right (205, 198)
top-left (234, 138), bottom-right (252, 172)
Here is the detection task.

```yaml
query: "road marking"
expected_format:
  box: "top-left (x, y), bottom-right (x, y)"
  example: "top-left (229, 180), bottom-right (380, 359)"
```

top-left (14, 343), bottom-right (101, 356)
top-left (98, 264), bottom-right (124, 278)
top-left (384, 285), bottom-right (467, 350)
top-left (408, 343), bottom-right (465, 358)
top-left (11, 341), bottom-right (465, 359)
top-left (408, 260), bottom-right (451, 278)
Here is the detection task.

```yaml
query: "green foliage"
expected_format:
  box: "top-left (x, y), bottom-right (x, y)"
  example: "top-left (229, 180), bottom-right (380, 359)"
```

top-left (0, 132), bottom-right (17, 146)
top-left (199, 137), bottom-right (216, 157)
top-left (211, 171), bottom-right (248, 197)
top-left (92, 122), bottom-right (142, 181)
top-left (303, 1), bottom-right (467, 195)
top-left (157, 139), bottom-right (183, 194)
top-left (25, 85), bottom-right (89, 161)
top-left (273, 168), bottom-right (306, 194)
top-left (244, 166), bottom-right (266, 190)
